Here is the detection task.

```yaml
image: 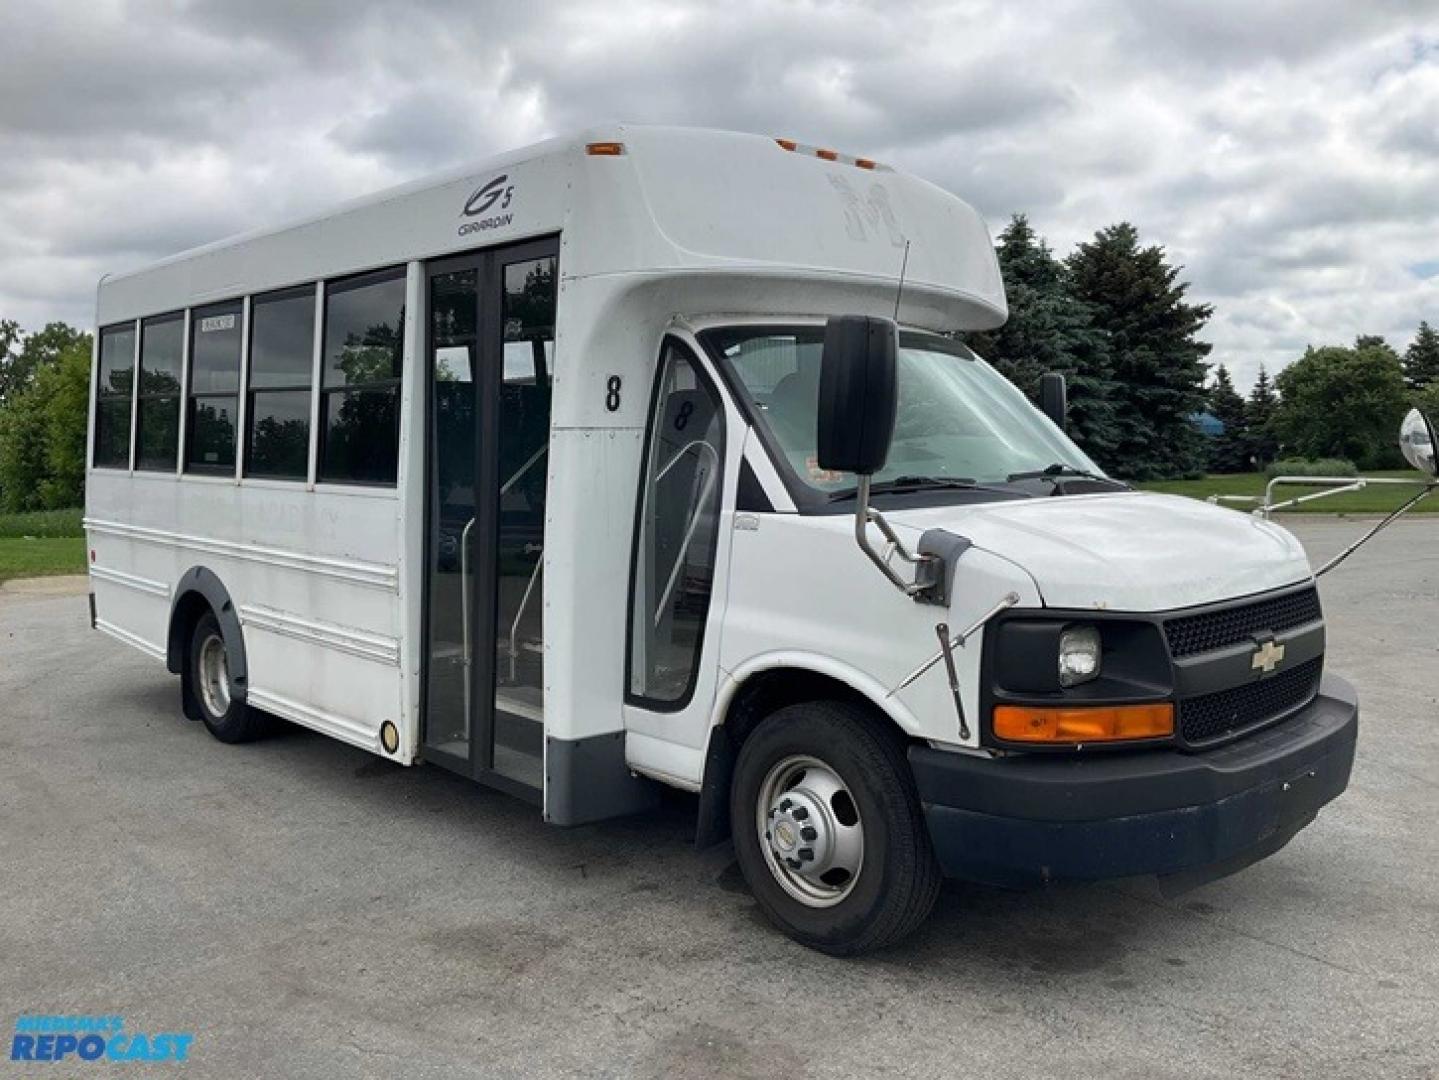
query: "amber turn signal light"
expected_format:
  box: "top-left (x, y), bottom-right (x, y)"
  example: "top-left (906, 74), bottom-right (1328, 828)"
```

top-left (993, 703), bottom-right (1174, 744)
top-left (585, 141), bottom-right (625, 156)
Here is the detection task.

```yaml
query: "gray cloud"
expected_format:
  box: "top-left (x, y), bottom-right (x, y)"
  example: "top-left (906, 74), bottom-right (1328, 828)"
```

top-left (1112, 0), bottom-right (1433, 71)
top-left (1, 0), bottom-right (1436, 391)
top-left (0, 3), bottom-right (280, 142)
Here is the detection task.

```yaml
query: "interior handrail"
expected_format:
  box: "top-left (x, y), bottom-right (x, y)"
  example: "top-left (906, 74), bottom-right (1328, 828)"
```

top-left (653, 440), bottom-right (721, 627)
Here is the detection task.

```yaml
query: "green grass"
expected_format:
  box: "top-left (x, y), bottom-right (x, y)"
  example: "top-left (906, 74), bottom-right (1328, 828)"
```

top-left (0, 507), bottom-right (85, 538)
top-left (0, 537), bottom-right (87, 583)
top-left (1141, 470), bottom-right (1437, 513)
top-left (0, 508), bottom-right (87, 584)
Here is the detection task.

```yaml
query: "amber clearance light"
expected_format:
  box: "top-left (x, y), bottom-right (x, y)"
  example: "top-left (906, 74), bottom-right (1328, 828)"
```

top-left (993, 703), bottom-right (1173, 744)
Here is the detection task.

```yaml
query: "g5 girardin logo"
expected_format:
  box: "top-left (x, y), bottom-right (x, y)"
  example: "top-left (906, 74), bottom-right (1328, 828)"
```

top-left (459, 173), bottom-right (515, 237)
top-left (10, 1015), bottom-right (194, 1064)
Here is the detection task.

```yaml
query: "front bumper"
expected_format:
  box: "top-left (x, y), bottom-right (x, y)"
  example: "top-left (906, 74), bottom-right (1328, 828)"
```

top-left (910, 674), bottom-right (1359, 889)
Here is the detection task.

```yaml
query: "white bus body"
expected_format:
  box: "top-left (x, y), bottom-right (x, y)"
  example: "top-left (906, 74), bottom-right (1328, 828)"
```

top-left (87, 126), bottom-right (1358, 953)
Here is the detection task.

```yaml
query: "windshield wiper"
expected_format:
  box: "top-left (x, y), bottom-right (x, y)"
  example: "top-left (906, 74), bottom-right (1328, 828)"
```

top-left (1006, 463), bottom-right (1129, 488)
top-left (828, 475), bottom-right (1022, 502)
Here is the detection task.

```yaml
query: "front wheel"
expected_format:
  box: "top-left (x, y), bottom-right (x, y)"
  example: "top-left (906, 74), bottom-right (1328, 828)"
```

top-left (730, 701), bottom-right (941, 955)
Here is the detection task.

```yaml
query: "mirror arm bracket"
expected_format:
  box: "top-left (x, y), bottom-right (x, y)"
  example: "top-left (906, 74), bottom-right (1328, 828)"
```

top-left (852, 475), bottom-right (936, 597)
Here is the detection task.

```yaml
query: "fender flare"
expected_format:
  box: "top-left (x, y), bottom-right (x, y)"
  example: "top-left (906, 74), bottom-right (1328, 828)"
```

top-left (693, 652), bottom-right (922, 849)
top-left (166, 566), bottom-right (248, 704)
top-left (709, 652), bottom-right (924, 737)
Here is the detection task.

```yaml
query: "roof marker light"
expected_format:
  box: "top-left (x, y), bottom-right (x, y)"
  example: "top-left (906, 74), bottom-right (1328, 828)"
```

top-left (586, 141), bottom-right (625, 156)
top-left (775, 137), bottom-right (881, 169)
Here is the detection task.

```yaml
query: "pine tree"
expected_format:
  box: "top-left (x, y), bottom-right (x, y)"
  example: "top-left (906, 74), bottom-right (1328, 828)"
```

top-left (1207, 364), bottom-right (1250, 473)
top-left (1065, 223), bottom-right (1213, 480)
top-left (969, 215), bottom-right (1121, 463)
top-left (1246, 364), bottom-right (1279, 467)
top-left (1403, 321), bottom-right (1439, 390)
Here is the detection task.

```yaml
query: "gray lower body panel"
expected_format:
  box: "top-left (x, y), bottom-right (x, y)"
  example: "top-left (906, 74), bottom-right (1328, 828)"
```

top-left (545, 731), bottom-right (662, 826)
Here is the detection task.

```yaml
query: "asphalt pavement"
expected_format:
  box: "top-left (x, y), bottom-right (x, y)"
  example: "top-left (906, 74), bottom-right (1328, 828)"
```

top-left (1, 518), bottom-right (1436, 1078)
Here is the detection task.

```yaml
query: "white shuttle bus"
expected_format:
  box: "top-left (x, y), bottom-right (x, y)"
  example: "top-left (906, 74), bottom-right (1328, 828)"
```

top-left (87, 126), bottom-right (1365, 954)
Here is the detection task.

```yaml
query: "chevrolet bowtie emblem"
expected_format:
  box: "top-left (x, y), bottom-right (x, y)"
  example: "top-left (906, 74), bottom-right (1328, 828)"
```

top-left (1251, 639), bottom-right (1286, 674)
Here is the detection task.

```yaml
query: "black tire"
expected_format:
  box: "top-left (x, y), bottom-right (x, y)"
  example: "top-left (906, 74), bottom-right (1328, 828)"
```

top-left (188, 611), bottom-right (272, 744)
top-left (729, 700), bottom-right (941, 955)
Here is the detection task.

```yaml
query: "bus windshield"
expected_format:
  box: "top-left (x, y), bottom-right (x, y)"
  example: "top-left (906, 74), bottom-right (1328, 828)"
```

top-left (703, 325), bottom-right (1102, 498)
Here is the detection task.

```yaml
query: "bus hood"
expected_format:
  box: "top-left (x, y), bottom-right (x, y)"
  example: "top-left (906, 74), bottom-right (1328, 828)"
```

top-left (886, 492), bottom-right (1313, 612)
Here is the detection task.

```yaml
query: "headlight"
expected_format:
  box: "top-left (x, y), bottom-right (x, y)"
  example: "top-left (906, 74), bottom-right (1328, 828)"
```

top-left (1058, 624), bottom-right (1102, 687)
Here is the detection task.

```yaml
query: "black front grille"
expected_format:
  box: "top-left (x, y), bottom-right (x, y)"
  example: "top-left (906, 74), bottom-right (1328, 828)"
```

top-left (1178, 656), bottom-right (1323, 744)
top-left (1164, 587), bottom-right (1322, 658)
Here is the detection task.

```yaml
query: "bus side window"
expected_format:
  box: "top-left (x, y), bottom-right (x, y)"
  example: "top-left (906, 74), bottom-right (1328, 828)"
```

top-left (247, 286), bottom-right (316, 481)
top-left (628, 340), bottom-right (725, 706)
top-left (93, 323), bottom-right (137, 469)
top-left (318, 267), bottom-right (406, 485)
top-left (186, 300), bottom-right (244, 473)
top-left (136, 313), bottom-right (184, 472)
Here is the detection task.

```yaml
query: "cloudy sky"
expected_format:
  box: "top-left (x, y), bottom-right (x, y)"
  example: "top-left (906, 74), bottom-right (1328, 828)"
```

top-left (2, 0), bottom-right (1436, 388)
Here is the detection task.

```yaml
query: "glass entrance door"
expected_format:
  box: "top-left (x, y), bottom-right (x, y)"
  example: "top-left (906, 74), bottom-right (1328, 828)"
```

top-left (424, 265), bottom-right (479, 768)
top-left (422, 237), bottom-right (558, 794)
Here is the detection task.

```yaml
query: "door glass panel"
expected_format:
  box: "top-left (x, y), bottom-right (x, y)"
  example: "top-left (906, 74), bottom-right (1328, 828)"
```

top-left (424, 270), bottom-right (478, 762)
top-left (630, 341), bottom-right (725, 703)
top-left (491, 256), bottom-right (556, 787)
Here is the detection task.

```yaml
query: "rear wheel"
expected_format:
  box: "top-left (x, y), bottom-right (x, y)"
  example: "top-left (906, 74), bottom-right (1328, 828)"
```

top-left (730, 700), bottom-right (941, 955)
top-left (189, 611), bottom-right (271, 743)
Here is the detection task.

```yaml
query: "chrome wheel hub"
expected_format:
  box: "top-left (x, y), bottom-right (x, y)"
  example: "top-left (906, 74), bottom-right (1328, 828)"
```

top-left (756, 755), bottom-right (864, 908)
top-left (198, 634), bottom-right (231, 718)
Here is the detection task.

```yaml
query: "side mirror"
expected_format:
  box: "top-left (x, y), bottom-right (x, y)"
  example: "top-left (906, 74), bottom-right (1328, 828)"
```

top-left (1400, 408), bottom-right (1437, 476)
top-left (1040, 372), bottom-right (1068, 430)
top-left (817, 315), bottom-right (898, 475)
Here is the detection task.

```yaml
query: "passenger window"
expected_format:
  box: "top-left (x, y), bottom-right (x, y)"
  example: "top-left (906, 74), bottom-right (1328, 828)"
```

top-left (246, 286), bottom-right (315, 480)
top-left (319, 268), bottom-right (405, 485)
top-left (186, 301), bottom-right (243, 472)
top-left (135, 313), bottom-right (183, 471)
top-left (629, 340), bottom-right (725, 705)
top-left (93, 323), bottom-right (136, 469)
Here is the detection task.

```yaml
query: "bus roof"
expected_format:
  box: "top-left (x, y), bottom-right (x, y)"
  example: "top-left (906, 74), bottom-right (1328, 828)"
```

top-left (96, 125), bottom-right (1006, 331)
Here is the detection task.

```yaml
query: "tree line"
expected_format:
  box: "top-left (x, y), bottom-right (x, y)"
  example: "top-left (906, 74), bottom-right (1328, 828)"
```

top-left (971, 214), bottom-right (1438, 479)
top-left (1, 220), bottom-right (1436, 509)
top-left (1206, 328), bottom-right (1439, 473)
top-left (0, 320), bottom-right (91, 512)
